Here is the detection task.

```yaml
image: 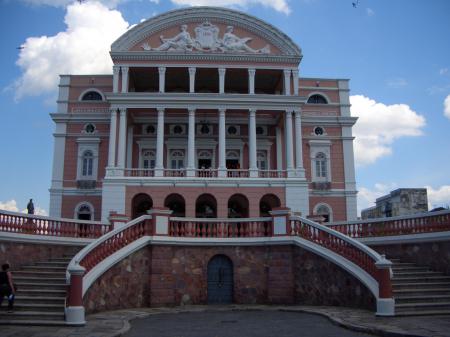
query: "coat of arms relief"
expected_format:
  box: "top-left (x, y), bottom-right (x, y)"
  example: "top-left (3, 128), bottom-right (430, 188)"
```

top-left (141, 21), bottom-right (270, 54)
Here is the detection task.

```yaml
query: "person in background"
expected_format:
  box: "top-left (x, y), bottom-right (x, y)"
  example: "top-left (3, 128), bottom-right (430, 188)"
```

top-left (0, 263), bottom-right (15, 313)
top-left (27, 199), bottom-right (34, 215)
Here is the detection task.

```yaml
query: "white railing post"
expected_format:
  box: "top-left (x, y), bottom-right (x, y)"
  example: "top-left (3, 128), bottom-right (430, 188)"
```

top-left (270, 207), bottom-right (291, 236)
top-left (65, 264), bottom-right (86, 326)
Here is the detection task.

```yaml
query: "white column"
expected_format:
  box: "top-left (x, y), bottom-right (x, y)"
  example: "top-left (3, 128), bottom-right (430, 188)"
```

top-left (218, 68), bottom-right (226, 94)
top-left (276, 126), bottom-right (282, 170)
top-left (155, 107), bottom-right (165, 176)
top-left (158, 67), bottom-right (166, 93)
top-left (187, 107), bottom-right (196, 177)
top-left (113, 66), bottom-right (120, 93)
top-left (117, 108), bottom-right (127, 170)
top-left (283, 69), bottom-right (291, 96)
top-left (248, 68), bottom-right (256, 94)
top-left (126, 125), bottom-right (133, 168)
top-left (294, 108), bottom-right (305, 178)
top-left (121, 66), bottom-right (129, 94)
top-left (285, 109), bottom-right (295, 176)
top-left (189, 67), bottom-right (196, 93)
top-left (292, 69), bottom-right (299, 96)
top-left (107, 108), bottom-right (118, 168)
top-left (249, 109), bottom-right (258, 177)
top-left (218, 108), bottom-right (227, 177)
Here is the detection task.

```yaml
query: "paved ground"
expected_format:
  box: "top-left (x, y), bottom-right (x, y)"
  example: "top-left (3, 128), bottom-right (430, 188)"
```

top-left (0, 305), bottom-right (449, 337)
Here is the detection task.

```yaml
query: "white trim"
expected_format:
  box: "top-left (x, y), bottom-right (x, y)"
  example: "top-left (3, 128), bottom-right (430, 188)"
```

top-left (78, 88), bottom-right (105, 101)
top-left (76, 138), bottom-right (100, 181)
top-left (0, 232), bottom-right (93, 246)
top-left (313, 202), bottom-right (333, 222)
top-left (358, 231), bottom-right (450, 246)
top-left (306, 92), bottom-right (331, 104)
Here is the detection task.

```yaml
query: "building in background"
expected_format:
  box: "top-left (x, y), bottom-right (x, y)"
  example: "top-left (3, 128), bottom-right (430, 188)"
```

top-left (49, 7), bottom-right (358, 223)
top-left (361, 188), bottom-right (428, 219)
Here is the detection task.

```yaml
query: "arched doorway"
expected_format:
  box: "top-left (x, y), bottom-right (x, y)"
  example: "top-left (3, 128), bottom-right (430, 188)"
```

top-left (259, 194), bottom-right (281, 217)
top-left (164, 193), bottom-right (186, 217)
top-left (195, 194), bottom-right (217, 218)
top-left (132, 193), bottom-right (153, 219)
top-left (207, 255), bottom-right (233, 304)
top-left (314, 203), bottom-right (332, 223)
top-left (227, 194), bottom-right (249, 218)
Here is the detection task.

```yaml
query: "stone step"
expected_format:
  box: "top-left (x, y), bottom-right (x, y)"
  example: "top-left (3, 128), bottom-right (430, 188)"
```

top-left (0, 311), bottom-right (64, 321)
top-left (14, 296), bottom-right (65, 305)
top-left (396, 301), bottom-right (450, 312)
top-left (14, 277), bottom-right (66, 285)
top-left (35, 261), bottom-right (69, 267)
top-left (14, 270), bottom-right (66, 278)
top-left (394, 295), bottom-right (450, 304)
top-left (393, 284), bottom-right (450, 297)
top-left (395, 309), bottom-right (450, 317)
top-left (393, 281), bottom-right (450, 289)
top-left (12, 303), bottom-right (65, 312)
top-left (22, 265), bottom-right (67, 272)
top-left (50, 257), bottom-right (73, 262)
top-left (16, 288), bottom-right (67, 297)
top-left (0, 319), bottom-right (67, 326)
top-left (14, 280), bottom-right (67, 292)
top-left (393, 270), bottom-right (443, 277)
top-left (391, 267), bottom-right (430, 272)
top-left (392, 275), bottom-right (450, 283)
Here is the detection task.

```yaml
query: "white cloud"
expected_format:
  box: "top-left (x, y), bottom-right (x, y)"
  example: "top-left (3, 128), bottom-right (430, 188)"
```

top-left (0, 200), bottom-right (48, 216)
top-left (366, 8), bottom-right (375, 16)
top-left (444, 95), bottom-right (450, 120)
top-left (170, 0), bottom-right (291, 15)
top-left (386, 77), bottom-right (407, 88)
top-left (439, 68), bottom-right (448, 76)
top-left (350, 95), bottom-right (426, 166)
top-left (12, 1), bottom-right (129, 99)
top-left (357, 183), bottom-right (397, 214)
top-left (426, 185), bottom-right (450, 209)
top-left (20, 0), bottom-right (124, 8)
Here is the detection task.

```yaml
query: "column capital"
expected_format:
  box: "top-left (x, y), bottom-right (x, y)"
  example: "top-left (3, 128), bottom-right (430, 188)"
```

top-left (119, 107), bottom-right (127, 114)
top-left (121, 65), bottom-right (129, 72)
top-left (113, 65), bottom-right (120, 74)
top-left (248, 68), bottom-right (256, 76)
top-left (156, 107), bottom-right (165, 114)
top-left (188, 107), bottom-right (196, 115)
top-left (188, 67), bottom-right (196, 75)
top-left (293, 107), bottom-right (301, 114)
top-left (249, 108), bottom-right (256, 115)
top-left (158, 66), bottom-right (166, 74)
top-left (285, 109), bottom-right (293, 116)
top-left (283, 68), bottom-right (292, 75)
top-left (218, 68), bottom-right (226, 75)
top-left (218, 107), bottom-right (226, 114)
top-left (291, 68), bottom-right (299, 75)
top-left (109, 107), bottom-right (118, 114)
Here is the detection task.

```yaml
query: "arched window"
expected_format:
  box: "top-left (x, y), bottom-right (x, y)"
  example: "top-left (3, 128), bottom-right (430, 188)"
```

top-left (314, 204), bottom-right (332, 223)
top-left (142, 150), bottom-right (156, 169)
top-left (315, 152), bottom-right (327, 178)
top-left (257, 150), bottom-right (267, 170)
top-left (82, 150), bottom-right (94, 177)
top-left (307, 94), bottom-right (327, 104)
top-left (76, 203), bottom-right (93, 221)
top-left (170, 150), bottom-right (185, 169)
top-left (81, 91), bottom-right (103, 101)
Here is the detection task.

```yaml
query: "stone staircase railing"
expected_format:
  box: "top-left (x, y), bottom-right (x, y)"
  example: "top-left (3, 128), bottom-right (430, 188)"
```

top-left (328, 210), bottom-right (450, 238)
top-left (0, 209), bottom-right (111, 238)
top-left (64, 208), bottom-right (395, 325)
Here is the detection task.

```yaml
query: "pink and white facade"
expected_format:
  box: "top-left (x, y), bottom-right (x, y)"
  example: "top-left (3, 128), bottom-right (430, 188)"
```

top-left (49, 7), bottom-right (357, 223)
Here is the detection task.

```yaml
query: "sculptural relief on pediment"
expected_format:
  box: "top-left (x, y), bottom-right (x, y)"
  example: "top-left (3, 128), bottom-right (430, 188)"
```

top-left (138, 21), bottom-right (272, 54)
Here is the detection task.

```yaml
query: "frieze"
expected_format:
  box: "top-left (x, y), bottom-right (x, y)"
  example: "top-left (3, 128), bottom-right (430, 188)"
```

top-left (141, 22), bottom-right (270, 54)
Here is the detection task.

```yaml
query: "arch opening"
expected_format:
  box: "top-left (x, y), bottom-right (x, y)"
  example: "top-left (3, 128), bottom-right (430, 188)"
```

top-left (195, 194), bottom-right (217, 218)
top-left (259, 194), bottom-right (281, 217)
top-left (132, 193), bottom-right (153, 219)
top-left (207, 254), bottom-right (233, 304)
top-left (164, 193), bottom-right (186, 217)
top-left (228, 194), bottom-right (249, 218)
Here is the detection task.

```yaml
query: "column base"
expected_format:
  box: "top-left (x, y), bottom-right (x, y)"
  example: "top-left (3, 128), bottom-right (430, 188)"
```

top-left (249, 169), bottom-right (258, 178)
top-left (296, 168), bottom-right (306, 178)
top-left (287, 169), bottom-right (296, 178)
top-left (65, 306), bottom-right (86, 326)
top-left (186, 169), bottom-right (196, 177)
top-left (154, 169), bottom-right (164, 177)
top-left (376, 298), bottom-right (395, 316)
top-left (218, 169), bottom-right (227, 178)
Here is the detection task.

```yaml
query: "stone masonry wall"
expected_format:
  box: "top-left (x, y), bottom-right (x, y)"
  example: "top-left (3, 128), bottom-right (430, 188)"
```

top-left (371, 240), bottom-right (450, 276)
top-left (84, 244), bottom-right (375, 313)
top-left (0, 241), bottom-right (83, 270)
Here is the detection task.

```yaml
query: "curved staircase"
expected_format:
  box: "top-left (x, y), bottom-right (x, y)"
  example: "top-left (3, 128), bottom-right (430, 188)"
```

top-left (391, 259), bottom-right (450, 316)
top-left (0, 255), bottom-right (74, 325)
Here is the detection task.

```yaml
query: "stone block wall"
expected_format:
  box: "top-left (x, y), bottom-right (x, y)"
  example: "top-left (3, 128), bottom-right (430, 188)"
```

top-left (83, 244), bottom-right (375, 313)
top-left (371, 240), bottom-right (450, 276)
top-left (0, 241), bottom-right (82, 270)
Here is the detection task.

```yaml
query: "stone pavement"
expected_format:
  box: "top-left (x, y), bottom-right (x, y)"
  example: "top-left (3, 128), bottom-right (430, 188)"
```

top-left (0, 305), bottom-right (449, 337)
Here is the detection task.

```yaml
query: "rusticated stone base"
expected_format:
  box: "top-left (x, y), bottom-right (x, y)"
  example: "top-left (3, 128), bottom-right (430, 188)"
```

top-left (371, 240), bottom-right (450, 275)
top-left (84, 247), bottom-right (152, 313)
top-left (0, 241), bottom-right (82, 270)
top-left (83, 244), bottom-right (375, 313)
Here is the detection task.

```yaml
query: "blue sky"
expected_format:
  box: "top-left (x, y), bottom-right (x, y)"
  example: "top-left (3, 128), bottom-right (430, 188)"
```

top-left (0, 0), bottom-right (449, 216)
